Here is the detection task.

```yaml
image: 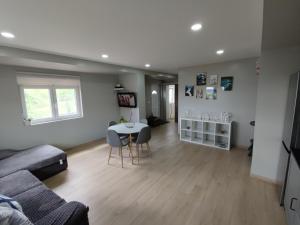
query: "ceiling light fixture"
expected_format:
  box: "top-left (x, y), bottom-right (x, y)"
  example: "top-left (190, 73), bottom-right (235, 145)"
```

top-left (145, 64), bottom-right (151, 68)
top-left (191, 23), bottom-right (202, 31)
top-left (216, 49), bottom-right (224, 55)
top-left (1, 31), bottom-right (15, 39)
top-left (101, 54), bottom-right (109, 59)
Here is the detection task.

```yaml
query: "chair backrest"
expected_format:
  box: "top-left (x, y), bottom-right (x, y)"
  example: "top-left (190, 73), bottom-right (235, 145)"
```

top-left (108, 121), bottom-right (117, 127)
top-left (136, 126), bottom-right (151, 144)
top-left (107, 130), bottom-right (122, 147)
top-left (140, 119), bottom-right (148, 125)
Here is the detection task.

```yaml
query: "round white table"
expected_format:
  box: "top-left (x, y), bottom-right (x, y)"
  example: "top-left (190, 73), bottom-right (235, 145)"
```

top-left (108, 122), bottom-right (148, 135)
top-left (108, 122), bottom-right (149, 163)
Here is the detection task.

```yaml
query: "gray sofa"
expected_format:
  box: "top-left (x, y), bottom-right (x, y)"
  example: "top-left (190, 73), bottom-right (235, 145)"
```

top-left (0, 170), bottom-right (89, 225)
top-left (0, 145), bottom-right (68, 180)
top-left (0, 145), bottom-right (89, 224)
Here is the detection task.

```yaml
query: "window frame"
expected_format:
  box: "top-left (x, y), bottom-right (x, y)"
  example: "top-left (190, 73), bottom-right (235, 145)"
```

top-left (20, 84), bottom-right (83, 125)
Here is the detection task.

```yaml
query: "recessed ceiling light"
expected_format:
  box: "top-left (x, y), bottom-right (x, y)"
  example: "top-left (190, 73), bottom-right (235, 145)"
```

top-left (145, 64), bottom-right (151, 68)
top-left (191, 23), bottom-right (202, 31)
top-left (216, 49), bottom-right (224, 55)
top-left (1, 31), bottom-right (15, 39)
top-left (101, 54), bottom-right (109, 59)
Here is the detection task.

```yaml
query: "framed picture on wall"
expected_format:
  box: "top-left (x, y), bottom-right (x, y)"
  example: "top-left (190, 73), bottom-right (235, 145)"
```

top-left (196, 87), bottom-right (204, 99)
top-left (206, 87), bottom-right (217, 100)
top-left (221, 76), bottom-right (233, 91)
top-left (185, 85), bottom-right (194, 96)
top-left (208, 75), bottom-right (218, 85)
top-left (196, 73), bottom-right (207, 85)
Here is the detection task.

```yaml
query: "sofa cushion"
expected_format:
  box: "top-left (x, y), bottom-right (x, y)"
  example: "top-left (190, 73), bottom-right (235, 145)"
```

top-left (35, 201), bottom-right (89, 225)
top-left (0, 145), bottom-right (66, 178)
top-left (0, 149), bottom-right (20, 160)
top-left (14, 185), bottom-right (66, 223)
top-left (0, 170), bottom-right (41, 197)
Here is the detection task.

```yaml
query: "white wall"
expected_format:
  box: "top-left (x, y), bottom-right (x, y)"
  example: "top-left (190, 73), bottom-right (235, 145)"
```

top-left (0, 66), bottom-right (120, 149)
top-left (118, 73), bottom-right (146, 121)
top-left (251, 46), bottom-right (300, 182)
top-left (179, 58), bottom-right (258, 147)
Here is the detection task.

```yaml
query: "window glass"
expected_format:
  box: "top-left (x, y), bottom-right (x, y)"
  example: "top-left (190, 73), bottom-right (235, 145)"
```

top-left (56, 88), bottom-right (78, 116)
top-left (24, 89), bottom-right (53, 120)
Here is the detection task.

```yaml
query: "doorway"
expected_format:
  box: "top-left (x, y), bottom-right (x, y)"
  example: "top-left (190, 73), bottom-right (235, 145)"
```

top-left (166, 85), bottom-right (175, 121)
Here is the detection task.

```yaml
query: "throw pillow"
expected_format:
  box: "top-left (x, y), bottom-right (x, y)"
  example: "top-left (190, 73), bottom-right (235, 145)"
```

top-left (0, 194), bottom-right (22, 212)
top-left (0, 206), bottom-right (33, 225)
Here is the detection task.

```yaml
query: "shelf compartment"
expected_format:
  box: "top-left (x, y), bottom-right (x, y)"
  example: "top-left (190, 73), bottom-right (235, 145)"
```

top-left (181, 119), bottom-right (192, 130)
top-left (203, 122), bottom-right (216, 134)
top-left (181, 130), bottom-right (192, 141)
top-left (192, 121), bottom-right (203, 132)
top-left (215, 123), bottom-right (230, 137)
top-left (215, 136), bottom-right (229, 149)
top-left (191, 132), bottom-right (203, 143)
top-left (203, 134), bottom-right (215, 145)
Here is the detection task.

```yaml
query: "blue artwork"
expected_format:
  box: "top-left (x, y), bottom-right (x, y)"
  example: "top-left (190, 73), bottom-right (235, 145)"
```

top-left (185, 85), bottom-right (194, 96)
top-left (221, 76), bottom-right (233, 91)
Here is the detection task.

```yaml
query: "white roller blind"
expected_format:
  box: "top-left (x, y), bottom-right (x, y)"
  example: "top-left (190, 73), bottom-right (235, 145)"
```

top-left (17, 74), bottom-right (80, 87)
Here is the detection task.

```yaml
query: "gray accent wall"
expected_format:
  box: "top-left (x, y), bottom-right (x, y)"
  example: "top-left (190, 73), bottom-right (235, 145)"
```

top-left (0, 66), bottom-right (120, 150)
top-left (178, 58), bottom-right (258, 147)
top-left (251, 46), bottom-right (300, 182)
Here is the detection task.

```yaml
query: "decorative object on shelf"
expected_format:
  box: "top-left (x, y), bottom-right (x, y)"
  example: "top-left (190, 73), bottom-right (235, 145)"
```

top-left (208, 75), bottom-right (218, 85)
top-left (196, 87), bottom-right (204, 99)
top-left (220, 112), bottom-right (232, 123)
top-left (184, 110), bottom-right (193, 118)
top-left (221, 76), bottom-right (233, 91)
top-left (185, 85), bottom-right (194, 96)
top-left (196, 72), bottom-right (207, 85)
top-left (114, 84), bottom-right (125, 91)
top-left (206, 87), bottom-right (217, 100)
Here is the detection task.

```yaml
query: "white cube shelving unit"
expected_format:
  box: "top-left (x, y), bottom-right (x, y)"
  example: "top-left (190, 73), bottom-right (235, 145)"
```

top-left (180, 117), bottom-right (232, 150)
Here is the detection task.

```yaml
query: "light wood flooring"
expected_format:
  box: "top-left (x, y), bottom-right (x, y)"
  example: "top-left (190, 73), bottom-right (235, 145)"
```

top-left (45, 122), bottom-right (287, 225)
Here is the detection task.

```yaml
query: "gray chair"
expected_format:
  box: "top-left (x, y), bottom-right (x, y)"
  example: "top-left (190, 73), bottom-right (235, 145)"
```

top-left (108, 121), bottom-right (129, 140)
top-left (108, 121), bottom-right (117, 127)
top-left (132, 126), bottom-right (151, 164)
top-left (106, 130), bottom-right (133, 168)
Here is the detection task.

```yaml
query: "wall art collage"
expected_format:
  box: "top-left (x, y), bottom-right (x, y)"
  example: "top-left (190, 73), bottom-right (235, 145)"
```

top-left (185, 73), bottom-right (233, 100)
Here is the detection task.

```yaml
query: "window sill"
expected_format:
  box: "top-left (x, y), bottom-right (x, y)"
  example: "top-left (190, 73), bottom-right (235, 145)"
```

top-left (24, 115), bottom-right (83, 126)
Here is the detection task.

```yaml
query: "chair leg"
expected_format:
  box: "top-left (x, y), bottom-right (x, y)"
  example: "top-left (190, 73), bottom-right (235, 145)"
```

top-left (128, 145), bottom-right (134, 165)
top-left (136, 144), bottom-right (140, 164)
top-left (146, 142), bottom-right (151, 156)
top-left (108, 146), bottom-right (112, 164)
top-left (120, 147), bottom-right (124, 168)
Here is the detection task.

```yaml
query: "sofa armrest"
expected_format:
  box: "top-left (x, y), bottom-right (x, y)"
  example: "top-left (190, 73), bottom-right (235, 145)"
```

top-left (35, 201), bottom-right (89, 225)
top-left (0, 149), bottom-right (20, 160)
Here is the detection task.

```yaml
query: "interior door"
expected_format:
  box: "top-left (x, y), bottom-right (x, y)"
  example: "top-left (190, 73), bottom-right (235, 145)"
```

top-left (285, 155), bottom-right (300, 225)
top-left (281, 73), bottom-right (300, 205)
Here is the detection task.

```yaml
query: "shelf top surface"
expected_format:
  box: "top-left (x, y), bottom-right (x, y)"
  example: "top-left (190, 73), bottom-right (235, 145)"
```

top-left (180, 117), bottom-right (232, 124)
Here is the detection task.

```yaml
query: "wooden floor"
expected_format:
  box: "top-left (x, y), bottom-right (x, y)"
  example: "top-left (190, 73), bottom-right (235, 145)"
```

top-left (45, 122), bottom-right (287, 225)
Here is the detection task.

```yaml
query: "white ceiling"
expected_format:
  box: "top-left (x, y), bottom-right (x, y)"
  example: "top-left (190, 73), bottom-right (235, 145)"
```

top-left (0, 0), bottom-right (263, 74)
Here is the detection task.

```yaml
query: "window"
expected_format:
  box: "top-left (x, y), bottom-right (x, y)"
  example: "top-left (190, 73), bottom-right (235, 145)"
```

top-left (18, 75), bottom-right (83, 125)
